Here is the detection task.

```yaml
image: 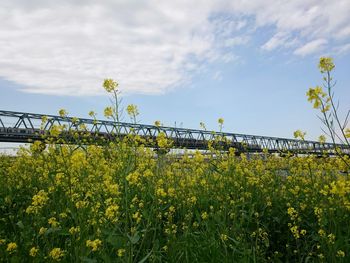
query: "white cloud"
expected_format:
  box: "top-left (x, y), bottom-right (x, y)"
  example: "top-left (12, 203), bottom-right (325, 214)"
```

top-left (293, 39), bottom-right (327, 56)
top-left (0, 0), bottom-right (349, 96)
top-left (224, 36), bottom-right (249, 47)
top-left (253, 0), bottom-right (350, 53)
top-left (212, 71), bottom-right (223, 81)
top-left (335, 26), bottom-right (350, 39)
top-left (335, 43), bottom-right (350, 54)
top-left (261, 32), bottom-right (296, 51)
top-left (0, 1), bottom-right (224, 96)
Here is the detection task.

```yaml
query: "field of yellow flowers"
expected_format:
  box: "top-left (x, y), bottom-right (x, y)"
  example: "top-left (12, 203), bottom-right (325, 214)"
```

top-left (0, 136), bottom-right (349, 262)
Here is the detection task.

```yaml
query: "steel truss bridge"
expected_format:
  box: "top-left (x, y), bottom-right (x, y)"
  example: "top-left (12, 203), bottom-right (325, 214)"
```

top-left (0, 110), bottom-right (349, 155)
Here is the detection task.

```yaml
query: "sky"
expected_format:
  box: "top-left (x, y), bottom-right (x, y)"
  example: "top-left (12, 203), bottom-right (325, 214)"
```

top-left (1, 0), bottom-right (350, 150)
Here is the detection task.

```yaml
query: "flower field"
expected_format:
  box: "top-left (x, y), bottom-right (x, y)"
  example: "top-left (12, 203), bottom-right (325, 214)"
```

top-left (1, 137), bottom-right (349, 262)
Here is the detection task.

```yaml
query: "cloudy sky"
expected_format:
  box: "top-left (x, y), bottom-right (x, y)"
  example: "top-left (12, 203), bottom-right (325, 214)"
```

top-left (1, 0), bottom-right (350, 143)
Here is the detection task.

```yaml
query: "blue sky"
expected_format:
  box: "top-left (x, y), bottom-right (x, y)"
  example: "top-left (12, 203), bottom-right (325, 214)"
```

top-left (1, 0), bottom-right (350, 145)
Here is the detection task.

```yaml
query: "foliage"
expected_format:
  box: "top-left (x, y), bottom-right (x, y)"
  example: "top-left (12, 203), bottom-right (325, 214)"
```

top-left (1, 137), bottom-right (350, 262)
top-left (306, 57), bottom-right (350, 167)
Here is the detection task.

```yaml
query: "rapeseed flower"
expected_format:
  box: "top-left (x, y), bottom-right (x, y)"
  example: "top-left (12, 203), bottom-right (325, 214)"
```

top-left (126, 104), bottom-right (139, 117)
top-left (6, 242), bottom-right (17, 254)
top-left (336, 250), bottom-right (345, 257)
top-left (29, 247), bottom-right (39, 257)
top-left (103, 79), bottom-right (118, 92)
top-left (220, 234), bottom-right (228, 241)
top-left (49, 248), bottom-right (65, 261)
top-left (39, 227), bottom-right (47, 235)
top-left (293, 130), bottom-right (306, 140)
top-left (104, 107), bottom-right (113, 118)
top-left (201, 212), bottom-right (208, 220)
top-left (58, 109), bottom-right (68, 117)
top-left (105, 204), bottom-right (119, 222)
top-left (26, 190), bottom-right (49, 214)
top-left (48, 217), bottom-right (59, 227)
top-left (117, 248), bottom-right (126, 257)
top-left (319, 57), bottom-right (335, 73)
top-left (69, 226), bottom-right (80, 235)
top-left (86, 239), bottom-right (102, 252)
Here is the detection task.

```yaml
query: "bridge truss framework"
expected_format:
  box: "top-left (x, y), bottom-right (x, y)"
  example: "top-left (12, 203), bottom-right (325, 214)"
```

top-left (0, 110), bottom-right (349, 155)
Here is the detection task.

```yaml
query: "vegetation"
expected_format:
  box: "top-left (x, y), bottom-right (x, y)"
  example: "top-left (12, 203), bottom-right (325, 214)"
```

top-left (306, 57), bottom-right (350, 167)
top-left (0, 58), bottom-right (349, 262)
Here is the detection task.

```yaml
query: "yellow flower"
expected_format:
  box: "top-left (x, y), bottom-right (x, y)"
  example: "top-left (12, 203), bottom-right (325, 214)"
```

top-left (314, 207), bottom-right (322, 217)
top-left (49, 125), bottom-right (63, 137)
top-left (48, 217), bottom-right (59, 227)
top-left (318, 229), bottom-right (325, 237)
top-left (132, 211), bottom-right (142, 223)
top-left (69, 226), bottom-right (80, 235)
top-left (290, 225), bottom-right (300, 239)
top-left (318, 135), bottom-right (326, 143)
top-left (336, 250), bottom-right (345, 258)
top-left (293, 130), bottom-right (306, 140)
top-left (156, 187), bottom-right (167, 197)
top-left (156, 132), bottom-right (172, 149)
top-left (201, 212), bottom-right (208, 220)
top-left (345, 128), bottom-right (350, 138)
top-left (306, 86), bottom-right (328, 109)
top-left (126, 104), bottom-right (139, 117)
top-left (189, 196), bottom-right (197, 204)
top-left (75, 200), bottom-right (88, 209)
top-left (287, 207), bottom-right (298, 221)
top-left (117, 248), bottom-right (126, 257)
top-left (218, 118), bottom-right (224, 125)
top-left (39, 227), bottom-right (47, 235)
top-left (6, 242), bottom-right (17, 253)
top-left (169, 206), bottom-right (176, 213)
top-left (58, 109), bottom-right (68, 117)
top-left (162, 245), bottom-right (168, 251)
top-left (154, 120), bottom-right (161, 127)
top-left (49, 248), bottom-right (65, 261)
top-left (59, 212), bottom-right (67, 219)
top-left (26, 190), bottom-right (49, 214)
top-left (41, 115), bottom-right (48, 124)
top-left (220, 234), bottom-right (228, 241)
top-left (29, 247), bottom-right (39, 257)
top-left (318, 57), bottom-right (335, 73)
top-left (86, 239), bottom-right (102, 252)
top-left (105, 204), bottom-right (119, 221)
top-left (103, 78), bottom-right (118, 92)
top-left (104, 107), bottom-right (113, 118)
top-left (327, 233), bottom-right (335, 244)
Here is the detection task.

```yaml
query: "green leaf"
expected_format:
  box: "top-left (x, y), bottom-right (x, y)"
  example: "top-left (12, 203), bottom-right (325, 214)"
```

top-left (16, 221), bottom-right (24, 229)
top-left (45, 227), bottom-right (61, 236)
top-left (127, 232), bottom-right (140, 244)
top-left (138, 250), bottom-right (152, 263)
top-left (106, 234), bottom-right (128, 248)
top-left (80, 257), bottom-right (97, 263)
